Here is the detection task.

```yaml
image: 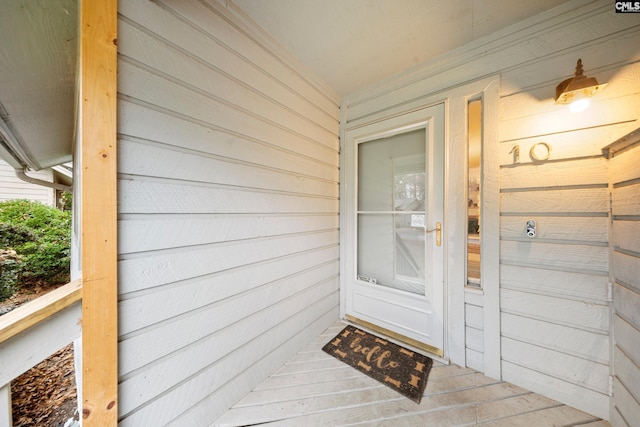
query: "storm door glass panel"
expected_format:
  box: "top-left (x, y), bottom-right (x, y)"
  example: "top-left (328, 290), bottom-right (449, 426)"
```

top-left (357, 129), bottom-right (426, 295)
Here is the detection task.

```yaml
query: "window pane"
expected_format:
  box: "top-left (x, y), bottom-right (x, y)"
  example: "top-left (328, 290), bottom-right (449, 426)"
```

top-left (357, 130), bottom-right (425, 212)
top-left (357, 129), bottom-right (426, 295)
top-left (357, 213), bottom-right (425, 294)
top-left (467, 99), bottom-right (482, 287)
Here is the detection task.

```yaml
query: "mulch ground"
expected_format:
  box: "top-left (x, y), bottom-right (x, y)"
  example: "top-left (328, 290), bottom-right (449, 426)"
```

top-left (11, 344), bottom-right (78, 427)
top-left (1, 284), bottom-right (79, 427)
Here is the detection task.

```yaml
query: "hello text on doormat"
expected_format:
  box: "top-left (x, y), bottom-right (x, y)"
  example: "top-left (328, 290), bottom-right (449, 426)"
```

top-left (322, 325), bottom-right (433, 403)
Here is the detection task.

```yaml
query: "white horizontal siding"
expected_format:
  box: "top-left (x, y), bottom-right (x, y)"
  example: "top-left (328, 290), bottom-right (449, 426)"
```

top-left (501, 312), bottom-right (609, 365)
top-left (118, 263), bottom-right (339, 377)
top-left (499, 110), bottom-right (611, 421)
top-left (501, 187), bottom-right (609, 215)
top-left (118, 246), bottom-right (339, 335)
top-left (118, 230), bottom-right (338, 294)
top-left (118, 276), bottom-right (338, 417)
top-left (464, 291), bottom-right (484, 372)
top-left (0, 159), bottom-right (54, 205)
top-left (118, 213), bottom-right (338, 254)
top-left (500, 264), bottom-right (609, 303)
top-left (498, 135), bottom-right (611, 420)
top-left (501, 361), bottom-right (610, 421)
top-left (116, 0), bottom-right (340, 425)
top-left (610, 143), bottom-right (640, 426)
top-left (171, 306), bottom-right (340, 426)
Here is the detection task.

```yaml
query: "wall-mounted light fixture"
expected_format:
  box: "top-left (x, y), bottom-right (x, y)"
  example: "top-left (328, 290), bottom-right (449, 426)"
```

top-left (555, 59), bottom-right (607, 112)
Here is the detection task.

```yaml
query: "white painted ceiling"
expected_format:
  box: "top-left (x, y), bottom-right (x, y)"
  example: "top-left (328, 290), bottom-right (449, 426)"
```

top-left (0, 0), bottom-right (77, 171)
top-left (234, 0), bottom-right (573, 97)
top-left (0, 0), bottom-right (575, 170)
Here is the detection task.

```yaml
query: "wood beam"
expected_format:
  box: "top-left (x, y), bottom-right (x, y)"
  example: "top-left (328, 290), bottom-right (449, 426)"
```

top-left (80, 0), bottom-right (118, 425)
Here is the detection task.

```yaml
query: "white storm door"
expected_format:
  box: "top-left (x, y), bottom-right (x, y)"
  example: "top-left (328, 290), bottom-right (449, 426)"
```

top-left (343, 104), bottom-right (445, 355)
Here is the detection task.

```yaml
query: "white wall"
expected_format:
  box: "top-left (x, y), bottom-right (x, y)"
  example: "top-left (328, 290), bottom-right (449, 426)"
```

top-left (0, 159), bottom-right (54, 205)
top-left (116, 1), bottom-right (340, 425)
top-left (464, 291), bottom-right (485, 372)
top-left (342, 0), bottom-right (640, 420)
top-left (610, 141), bottom-right (640, 426)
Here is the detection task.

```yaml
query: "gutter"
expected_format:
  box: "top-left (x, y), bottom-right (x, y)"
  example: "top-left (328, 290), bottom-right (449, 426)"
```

top-left (14, 167), bottom-right (72, 193)
top-left (1, 113), bottom-right (73, 193)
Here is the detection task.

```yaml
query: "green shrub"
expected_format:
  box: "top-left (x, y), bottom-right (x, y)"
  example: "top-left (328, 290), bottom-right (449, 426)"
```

top-left (0, 250), bottom-right (21, 301)
top-left (0, 199), bottom-right (71, 293)
top-left (0, 222), bottom-right (35, 248)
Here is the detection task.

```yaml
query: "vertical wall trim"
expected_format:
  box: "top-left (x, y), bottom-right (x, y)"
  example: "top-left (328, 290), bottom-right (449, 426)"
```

top-left (80, 0), bottom-right (118, 425)
top-left (481, 77), bottom-right (501, 381)
top-left (339, 103), bottom-right (348, 321)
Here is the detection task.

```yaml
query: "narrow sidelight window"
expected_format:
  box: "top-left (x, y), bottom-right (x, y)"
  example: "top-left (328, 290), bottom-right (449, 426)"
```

top-left (467, 99), bottom-right (482, 288)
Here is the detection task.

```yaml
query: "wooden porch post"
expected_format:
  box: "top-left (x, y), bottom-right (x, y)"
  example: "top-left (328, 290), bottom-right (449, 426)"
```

top-left (80, 0), bottom-right (118, 425)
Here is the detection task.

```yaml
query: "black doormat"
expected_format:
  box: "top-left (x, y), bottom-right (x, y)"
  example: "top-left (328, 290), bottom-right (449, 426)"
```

top-left (322, 325), bottom-right (433, 403)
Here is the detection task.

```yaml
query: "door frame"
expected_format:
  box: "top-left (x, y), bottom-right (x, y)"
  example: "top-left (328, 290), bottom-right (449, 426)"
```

top-left (343, 104), bottom-right (446, 356)
top-left (339, 75), bottom-right (500, 375)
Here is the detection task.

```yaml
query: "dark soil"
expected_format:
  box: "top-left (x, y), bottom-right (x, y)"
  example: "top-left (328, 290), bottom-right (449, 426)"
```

top-left (1, 284), bottom-right (78, 427)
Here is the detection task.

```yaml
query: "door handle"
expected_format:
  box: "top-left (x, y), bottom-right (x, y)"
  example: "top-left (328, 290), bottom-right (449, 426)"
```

top-left (425, 222), bottom-right (442, 246)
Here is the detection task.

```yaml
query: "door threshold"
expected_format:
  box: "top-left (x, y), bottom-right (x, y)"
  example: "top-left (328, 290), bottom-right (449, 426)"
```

top-left (345, 314), bottom-right (446, 361)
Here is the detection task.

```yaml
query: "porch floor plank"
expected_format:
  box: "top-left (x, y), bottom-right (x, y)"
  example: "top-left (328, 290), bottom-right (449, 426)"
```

top-left (213, 321), bottom-right (611, 426)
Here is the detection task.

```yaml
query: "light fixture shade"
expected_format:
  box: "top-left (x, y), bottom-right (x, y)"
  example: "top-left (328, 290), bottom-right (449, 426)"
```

top-left (555, 59), bottom-right (607, 104)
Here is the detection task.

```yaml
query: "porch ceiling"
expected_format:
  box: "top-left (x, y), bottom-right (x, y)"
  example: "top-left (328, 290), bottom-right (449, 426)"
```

top-left (0, 0), bottom-right (77, 171)
top-left (234, 0), bottom-right (573, 97)
top-left (0, 0), bottom-right (575, 169)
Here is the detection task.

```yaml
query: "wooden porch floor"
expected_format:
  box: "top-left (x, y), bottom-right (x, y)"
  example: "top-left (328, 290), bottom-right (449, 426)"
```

top-left (214, 322), bottom-right (611, 426)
